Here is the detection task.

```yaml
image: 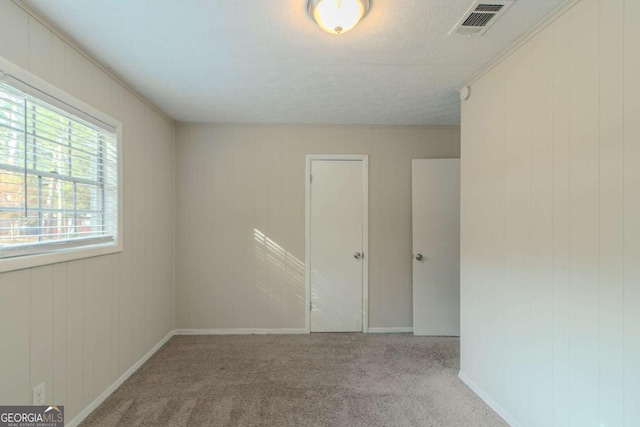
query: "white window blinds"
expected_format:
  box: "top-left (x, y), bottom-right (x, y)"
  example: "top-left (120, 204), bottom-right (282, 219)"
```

top-left (0, 81), bottom-right (118, 258)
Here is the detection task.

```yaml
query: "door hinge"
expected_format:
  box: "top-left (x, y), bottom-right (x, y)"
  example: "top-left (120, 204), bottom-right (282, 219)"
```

top-left (310, 174), bottom-right (313, 183)
top-left (310, 301), bottom-right (313, 311)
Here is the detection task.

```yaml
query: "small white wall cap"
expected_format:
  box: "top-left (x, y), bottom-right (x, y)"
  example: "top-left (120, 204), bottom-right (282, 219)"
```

top-left (459, 86), bottom-right (471, 101)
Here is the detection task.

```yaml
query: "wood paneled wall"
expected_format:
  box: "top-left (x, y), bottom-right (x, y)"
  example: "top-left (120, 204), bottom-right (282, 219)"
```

top-left (0, 1), bottom-right (175, 421)
top-left (175, 124), bottom-right (460, 331)
top-left (460, 0), bottom-right (639, 425)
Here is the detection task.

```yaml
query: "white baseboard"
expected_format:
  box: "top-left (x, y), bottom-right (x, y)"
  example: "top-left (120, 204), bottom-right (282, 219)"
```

top-left (66, 330), bottom-right (175, 427)
top-left (174, 328), bottom-right (308, 335)
top-left (368, 327), bottom-right (413, 334)
top-left (458, 371), bottom-right (521, 427)
top-left (175, 328), bottom-right (417, 335)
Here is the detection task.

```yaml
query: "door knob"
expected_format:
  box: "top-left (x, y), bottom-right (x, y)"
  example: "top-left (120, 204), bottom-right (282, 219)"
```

top-left (414, 253), bottom-right (424, 261)
top-left (354, 252), bottom-right (362, 260)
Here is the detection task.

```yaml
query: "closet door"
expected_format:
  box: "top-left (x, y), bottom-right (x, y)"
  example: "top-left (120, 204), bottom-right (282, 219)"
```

top-left (309, 159), bottom-right (365, 332)
top-left (412, 159), bottom-right (460, 336)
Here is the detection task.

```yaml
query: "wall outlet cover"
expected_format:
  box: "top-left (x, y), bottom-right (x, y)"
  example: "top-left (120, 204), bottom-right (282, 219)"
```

top-left (33, 383), bottom-right (45, 405)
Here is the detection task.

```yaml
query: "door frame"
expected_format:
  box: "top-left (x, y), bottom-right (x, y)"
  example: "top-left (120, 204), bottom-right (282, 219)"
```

top-left (305, 154), bottom-right (369, 333)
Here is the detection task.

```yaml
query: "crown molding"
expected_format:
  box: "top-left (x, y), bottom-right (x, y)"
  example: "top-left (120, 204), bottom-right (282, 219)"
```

top-left (457, 0), bottom-right (582, 92)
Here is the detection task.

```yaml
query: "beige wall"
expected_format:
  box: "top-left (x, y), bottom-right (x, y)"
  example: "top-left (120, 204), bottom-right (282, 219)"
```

top-left (0, 1), bottom-right (175, 422)
top-left (175, 124), bottom-right (460, 330)
top-left (460, 0), bottom-right (639, 425)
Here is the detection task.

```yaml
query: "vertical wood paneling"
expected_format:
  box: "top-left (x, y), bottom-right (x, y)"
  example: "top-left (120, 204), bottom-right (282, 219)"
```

top-left (232, 131), bottom-right (249, 328)
top-left (63, 47), bottom-right (85, 102)
top-left (383, 128), bottom-right (412, 326)
top-left (551, 11), bottom-right (572, 427)
top-left (118, 241), bottom-right (134, 372)
top-left (251, 130), bottom-right (270, 327)
top-left (27, 17), bottom-right (52, 80)
top-left (118, 88), bottom-right (135, 372)
top-left (79, 55), bottom-right (96, 111)
top-left (92, 67), bottom-right (111, 115)
top-left (152, 119), bottom-right (163, 342)
top-left (283, 128), bottom-right (306, 327)
top-left (152, 118), bottom-right (165, 342)
top-left (461, 0), bottom-right (637, 426)
top-left (460, 62), bottom-right (507, 405)
top-left (0, 271), bottom-right (30, 404)
top-left (191, 127), bottom-right (207, 328)
top-left (110, 250), bottom-right (121, 382)
top-left (599, 0), bottom-right (625, 425)
top-left (210, 128), bottom-right (226, 327)
top-left (130, 98), bottom-right (147, 361)
top-left (175, 125), bottom-right (190, 328)
top-left (186, 126), bottom-right (198, 328)
top-left (175, 125), bottom-right (459, 330)
top-left (52, 263), bottom-right (67, 405)
top-left (65, 260), bottom-right (84, 418)
top-left (266, 128), bottom-right (285, 328)
top-left (0, 0), bottom-right (29, 68)
top-left (93, 256), bottom-right (112, 395)
top-left (569, 1), bottom-right (600, 424)
top-left (623, 0), bottom-right (640, 424)
top-left (49, 35), bottom-right (66, 90)
top-left (528, 27), bottom-right (554, 427)
top-left (503, 44), bottom-right (532, 425)
top-left (143, 109), bottom-right (155, 351)
top-left (30, 265), bottom-right (54, 406)
top-left (365, 129), bottom-right (386, 326)
top-left (369, 128), bottom-right (408, 327)
top-left (82, 258), bottom-right (95, 406)
top-left (246, 127), bottom-right (262, 328)
top-left (164, 120), bottom-right (176, 333)
top-left (0, 2), bottom-right (175, 422)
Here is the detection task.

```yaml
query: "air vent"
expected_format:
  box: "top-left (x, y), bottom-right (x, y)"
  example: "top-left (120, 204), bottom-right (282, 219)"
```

top-left (449, 1), bottom-right (514, 36)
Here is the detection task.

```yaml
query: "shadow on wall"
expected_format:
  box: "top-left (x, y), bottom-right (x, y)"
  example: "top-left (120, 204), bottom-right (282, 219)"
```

top-left (253, 229), bottom-right (305, 323)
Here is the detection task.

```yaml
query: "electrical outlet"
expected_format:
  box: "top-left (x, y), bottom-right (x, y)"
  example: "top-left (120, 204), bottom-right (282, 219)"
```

top-left (32, 383), bottom-right (45, 405)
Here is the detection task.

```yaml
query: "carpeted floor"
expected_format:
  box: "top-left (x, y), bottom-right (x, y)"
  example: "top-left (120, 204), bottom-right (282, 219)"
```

top-left (80, 334), bottom-right (506, 426)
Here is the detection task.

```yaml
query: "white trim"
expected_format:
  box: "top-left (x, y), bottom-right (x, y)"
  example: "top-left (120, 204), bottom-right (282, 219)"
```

top-left (368, 327), bottom-right (414, 334)
top-left (0, 243), bottom-right (122, 273)
top-left (177, 123), bottom-right (460, 130)
top-left (362, 155), bottom-right (369, 333)
top-left (458, 371), bottom-right (522, 427)
top-left (305, 154), bottom-right (369, 333)
top-left (0, 55), bottom-right (124, 273)
top-left (457, 0), bottom-right (581, 91)
top-left (174, 328), bottom-right (308, 335)
top-left (66, 330), bottom-right (174, 427)
top-left (305, 156), bottom-right (311, 333)
top-left (0, 55), bottom-right (122, 156)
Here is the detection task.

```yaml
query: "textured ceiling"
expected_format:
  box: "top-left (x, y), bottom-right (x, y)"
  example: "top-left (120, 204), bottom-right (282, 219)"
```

top-left (26, 0), bottom-right (566, 125)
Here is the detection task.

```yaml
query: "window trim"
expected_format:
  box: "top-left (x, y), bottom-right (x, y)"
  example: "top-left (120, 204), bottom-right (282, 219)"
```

top-left (0, 55), bottom-right (123, 273)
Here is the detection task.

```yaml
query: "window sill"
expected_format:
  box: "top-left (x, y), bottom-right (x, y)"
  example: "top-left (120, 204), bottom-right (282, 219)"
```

top-left (0, 241), bottom-right (122, 273)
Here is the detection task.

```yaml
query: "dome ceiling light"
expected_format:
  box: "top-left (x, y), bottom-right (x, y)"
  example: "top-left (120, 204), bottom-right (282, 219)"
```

top-left (307, 0), bottom-right (370, 35)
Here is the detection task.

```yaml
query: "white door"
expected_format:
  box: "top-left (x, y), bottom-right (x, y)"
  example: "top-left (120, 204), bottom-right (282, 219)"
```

top-left (412, 159), bottom-right (460, 336)
top-left (309, 158), bottom-right (365, 332)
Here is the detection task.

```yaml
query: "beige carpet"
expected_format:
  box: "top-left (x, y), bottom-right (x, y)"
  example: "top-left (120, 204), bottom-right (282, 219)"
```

top-left (80, 334), bottom-right (506, 426)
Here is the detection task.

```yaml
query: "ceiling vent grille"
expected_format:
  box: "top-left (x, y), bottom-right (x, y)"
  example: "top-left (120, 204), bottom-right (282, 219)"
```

top-left (449, 1), bottom-right (514, 36)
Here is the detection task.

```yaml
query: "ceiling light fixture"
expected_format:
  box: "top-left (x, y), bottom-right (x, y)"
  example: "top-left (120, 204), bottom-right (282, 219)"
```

top-left (307, 0), bottom-right (370, 35)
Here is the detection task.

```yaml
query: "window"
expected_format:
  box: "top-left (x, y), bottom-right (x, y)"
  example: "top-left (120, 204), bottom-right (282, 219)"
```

top-left (0, 63), bottom-right (120, 267)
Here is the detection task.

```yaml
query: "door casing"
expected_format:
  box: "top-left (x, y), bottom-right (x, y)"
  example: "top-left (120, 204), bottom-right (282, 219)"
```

top-left (305, 154), bottom-right (369, 333)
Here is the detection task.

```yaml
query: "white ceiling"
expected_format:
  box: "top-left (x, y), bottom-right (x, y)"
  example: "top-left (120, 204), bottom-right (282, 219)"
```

top-left (27, 0), bottom-right (565, 125)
